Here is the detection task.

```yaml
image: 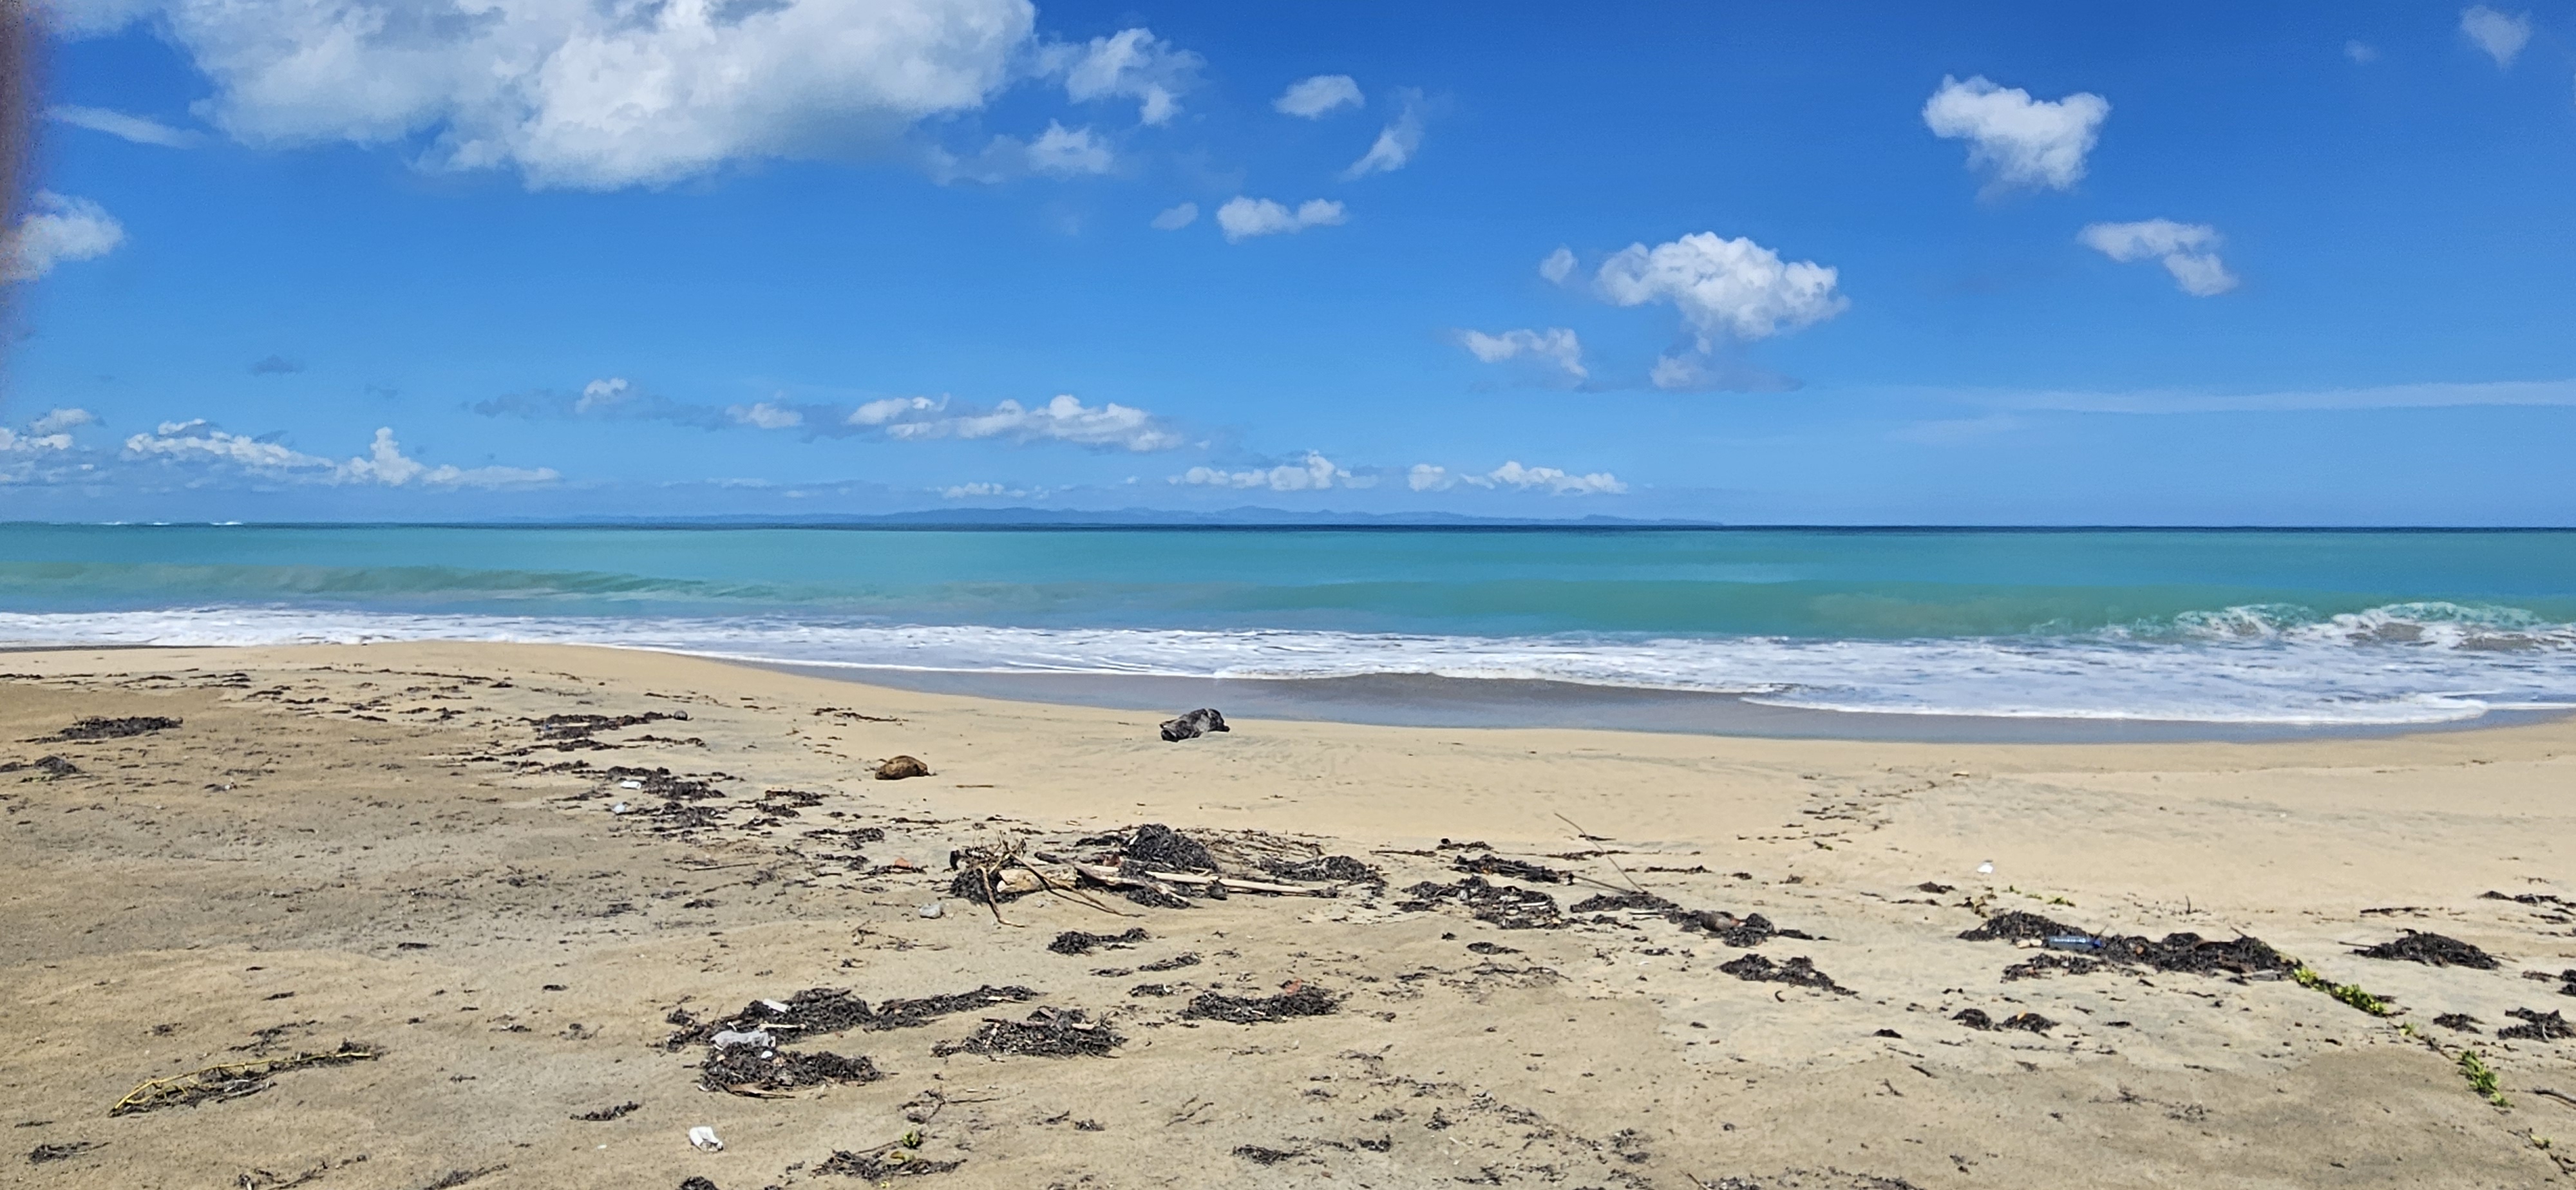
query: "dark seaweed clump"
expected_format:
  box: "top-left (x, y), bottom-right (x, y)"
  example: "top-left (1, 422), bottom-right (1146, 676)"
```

top-left (2352, 930), bottom-right (2499, 970)
top-left (1265, 855), bottom-right (1383, 884)
top-left (931, 1008), bottom-right (1121, 1058)
top-left (1718, 954), bottom-right (1850, 994)
top-left (816, 1149), bottom-right (962, 1178)
top-left (1451, 853), bottom-right (1571, 884)
top-left (1673, 910), bottom-right (1813, 948)
top-left (1954, 1008), bottom-right (2055, 1034)
top-left (1570, 890), bottom-right (1678, 914)
top-left (1957, 911), bottom-right (2082, 942)
top-left (1396, 877), bottom-right (1562, 930)
top-left (1048, 928), bottom-right (1149, 956)
top-left (701, 1046), bottom-right (881, 1094)
top-left (42, 716), bottom-right (180, 741)
top-left (1182, 986), bottom-right (1341, 1024)
top-left (1124, 824), bottom-right (1217, 872)
top-left (2499, 1008), bottom-right (2573, 1042)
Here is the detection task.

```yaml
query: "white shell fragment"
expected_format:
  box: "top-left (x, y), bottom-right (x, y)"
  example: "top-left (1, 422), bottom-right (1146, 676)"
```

top-left (688, 1125), bottom-right (723, 1152)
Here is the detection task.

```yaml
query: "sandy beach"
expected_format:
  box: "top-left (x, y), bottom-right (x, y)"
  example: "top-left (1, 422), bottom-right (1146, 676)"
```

top-left (2, 640), bottom-right (2572, 1189)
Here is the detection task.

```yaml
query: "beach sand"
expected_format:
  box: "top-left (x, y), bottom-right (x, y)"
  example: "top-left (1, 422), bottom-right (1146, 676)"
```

top-left (1, 641), bottom-right (2571, 1189)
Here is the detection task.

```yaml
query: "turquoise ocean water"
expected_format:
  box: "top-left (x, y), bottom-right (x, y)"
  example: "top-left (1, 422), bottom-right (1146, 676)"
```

top-left (2, 524), bottom-right (2573, 728)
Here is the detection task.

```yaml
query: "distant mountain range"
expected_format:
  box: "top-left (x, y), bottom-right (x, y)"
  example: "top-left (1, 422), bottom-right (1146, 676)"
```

top-left (488, 507), bottom-right (1724, 529)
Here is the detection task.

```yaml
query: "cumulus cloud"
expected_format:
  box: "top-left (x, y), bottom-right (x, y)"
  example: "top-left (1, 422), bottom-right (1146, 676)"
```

top-left (2344, 40), bottom-right (2380, 64)
top-left (1150, 202), bottom-right (1198, 230)
top-left (1177, 452), bottom-right (1353, 491)
top-left (2460, 6), bottom-right (2531, 66)
top-left (577, 377), bottom-right (632, 412)
top-left (3, 192), bottom-right (126, 282)
top-left (121, 420), bottom-right (556, 487)
top-left (1409, 460), bottom-right (1624, 496)
top-left (1341, 89), bottom-right (1424, 178)
top-left (1217, 196), bottom-right (1347, 241)
top-left (729, 402), bottom-right (803, 430)
top-left (1024, 122), bottom-right (1114, 176)
top-left (1595, 232), bottom-right (1846, 347)
top-left (50, 0), bottom-right (1039, 189)
top-left (49, 104), bottom-right (198, 147)
top-left (1922, 75), bottom-right (2110, 194)
top-left (881, 393), bottom-right (1184, 451)
top-left (0, 428), bottom-right (74, 453)
top-left (30, 408), bottom-right (98, 435)
top-left (1539, 246), bottom-right (1576, 285)
top-left (938, 480), bottom-right (1036, 499)
top-left (1459, 328), bottom-right (1585, 381)
top-left (1274, 74), bottom-right (1362, 118)
top-left (1040, 27), bottom-right (1199, 126)
top-left (2079, 219), bottom-right (2238, 296)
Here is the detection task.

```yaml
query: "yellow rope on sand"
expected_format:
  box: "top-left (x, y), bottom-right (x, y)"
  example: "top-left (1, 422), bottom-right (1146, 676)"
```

top-left (109, 1043), bottom-right (379, 1116)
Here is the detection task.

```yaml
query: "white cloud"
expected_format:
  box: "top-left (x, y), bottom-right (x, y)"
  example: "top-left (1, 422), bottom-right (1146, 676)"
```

top-left (1341, 89), bottom-right (1423, 179)
top-left (1459, 328), bottom-right (1586, 381)
top-left (0, 428), bottom-right (73, 453)
top-left (1410, 460), bottom-right (1624, 496)
top-left (1177, 452), bottom-right (1350, 492)
top-left (337, 428), bottom-right (558, 487)
top-left (927, 121), bottom-right (1116, 184)
top-left (3, 191), bottom-right (126, 282)
top-left (1150, 202), bottom-right (1198, 230)
top-left (120, 420), bottom-right (554, 487)
top-left (48, 104), bottom-right (197, 147)
top-left (2460, 6), bottom-right (2532, 67)
top-left (880, 393), bottom-right (1183, 451)
top-left (29, 408), bottom-right (98, 435)
top-left (1595, 232), bottom-right (1846, 346)
top-left (54, 0), bottom-right (1038, 189)
top-left (729, 402), bottom-right (803, 430)
top-left (939, 481), bottom-right (1025, 499)
top-left (2344, 40), bottom-right (2380, 64)
top-left (1217, 196), bottom-right (1347, 241)
top-left (1936, 377), bottom-right (2576, 414)
top-left (1023, 122), bottom-right (1114, 177)
top-left (848, 396), bottom-right (944, 426)
top-left (1538, 246), bottom-right (1575, 285)
top-left (2079, 219), bottom-right (2239, 296)
top-left (1274, 74), bottom-right (1362, 118)
top-left (1041, 27), bottom-right (1199, 126)
top-left (576, 377), bottom-right (632, 413)
top-left (1922, 75), bottom-right (2110, 193)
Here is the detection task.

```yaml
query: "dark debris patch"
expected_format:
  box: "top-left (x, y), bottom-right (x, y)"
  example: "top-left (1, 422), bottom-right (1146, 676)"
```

top-left (1123, 823), bottom-right (1218, 872)
top-left (2433, 1013), bottom-right (2482, 1034)
top-left (1672, 910), bottom-right (1814, 948)
top-left (2353, 930), bottom-right (2499, 970)
top-left (1048, 928), bottom-right (1148, 956)
top-left (1396, 877), bottom-right (1562, 930)
top-left (2002, 952), bottom-right (2105, 981)
top-left (1953, 1008), bottom-right (2055, 1034)
top-left (40, 716), bottom-right (180, 742)
top-left (571, 1101), bottom-right (639, 1121)
top-left (1233, 1145), bottom-right (1305, 1165)
top-left (0, 755), bottom-right (79, 777)
top-left (816, 1149), bottom-right (962, 1178)
top-left (871, 986), bottom-right (1042, 1030)
top-left (1698, 1169), bottom-right (1927, 1189)
top-left (1957, 911), bottom-right (2082, 942)
top-left (1182, 986), bottom-right (1341, 1024)
top-left (1569, 890), bottom-right (1678, 914)
top-left (1265, 855), bottom-right (1383, 884)
top-left (1450, 853), bottom-right (1572, 884)
top-left (1137, 952), bottom-right (1200, 972)
top-left (2500, 1008), bottom-right (2574, 1041)
top-left (665, 987), bottom-right (877, 1048)
top-left (1718, 954), bottom-right (1851, 994)
top-left (28, 1140), bottom-right (102, 1164)
top-left (2094, 932), bottom-right (2291, 976)
top-left (931, 1008), bottom-right (1120, 1059)
top-left (700, 1046), bottom-right (882, 1095)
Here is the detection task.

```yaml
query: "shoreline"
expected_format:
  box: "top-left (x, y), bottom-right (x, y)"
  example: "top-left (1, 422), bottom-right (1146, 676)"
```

top-left (2, 640), bottom-right (2571, 1189)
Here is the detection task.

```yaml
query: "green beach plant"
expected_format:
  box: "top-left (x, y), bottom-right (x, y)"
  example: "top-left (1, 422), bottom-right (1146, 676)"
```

top-left (2459, 1050), bottom-right (2506, 1108)
top-left (2289, 964), bottom-right (2392, 1016)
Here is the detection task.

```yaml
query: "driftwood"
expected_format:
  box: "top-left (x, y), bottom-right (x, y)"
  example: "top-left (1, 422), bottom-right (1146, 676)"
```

top-left (1063, 860), bottom-right (1342, 898)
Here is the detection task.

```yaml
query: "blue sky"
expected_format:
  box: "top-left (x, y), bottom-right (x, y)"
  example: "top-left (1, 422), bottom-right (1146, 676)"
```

top-left (3, 0), bottom-right (2573, 524)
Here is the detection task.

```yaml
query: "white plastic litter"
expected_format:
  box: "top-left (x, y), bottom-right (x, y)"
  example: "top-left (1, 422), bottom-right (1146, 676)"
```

top-left (710, 1029), bottom-right (773, 1049)
top-left (688, 1126), bottom-right (723, 1152)
top-left (759, 999), bottom-right (791, 1012)
top-left (610, 802), bottom-right (631, 815)
top-left (620, 779), bottom-right (644, 790)
top-left (1976, 860), bottom-right (1995, 875)
top-left (917, 902), bottom-right (944, 919)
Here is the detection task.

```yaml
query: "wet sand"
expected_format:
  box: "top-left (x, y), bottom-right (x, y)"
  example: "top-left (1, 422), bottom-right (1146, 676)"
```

top-left (1, 641), bottom-right (2571, 1189)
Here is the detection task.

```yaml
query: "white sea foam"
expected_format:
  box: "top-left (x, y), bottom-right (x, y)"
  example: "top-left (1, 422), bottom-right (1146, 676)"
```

top-left (2, 603), bottom-right (2571, 726)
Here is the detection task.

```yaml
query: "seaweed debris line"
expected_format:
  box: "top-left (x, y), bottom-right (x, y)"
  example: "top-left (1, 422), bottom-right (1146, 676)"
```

top-left (2352, 930), bottom-right (2500, 970)
top-left (1958, 910), bottom-right (2293, 980)
top-left (109, 1041), bottom-right (377, 1116)
top-left (932, 1007), bottom-right (1121, 1059)
top-left (1181, 984), bottom-right (1341, 1024)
